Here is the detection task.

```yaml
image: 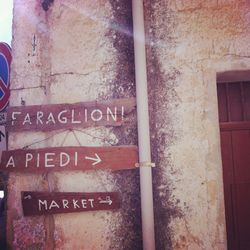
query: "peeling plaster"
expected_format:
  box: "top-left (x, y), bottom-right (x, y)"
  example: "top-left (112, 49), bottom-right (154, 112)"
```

top-left (7, 0), bottom-right (250, 249)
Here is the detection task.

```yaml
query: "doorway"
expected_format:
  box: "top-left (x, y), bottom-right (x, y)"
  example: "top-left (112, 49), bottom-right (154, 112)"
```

top-left (217, 80), bottom-right (250, 250)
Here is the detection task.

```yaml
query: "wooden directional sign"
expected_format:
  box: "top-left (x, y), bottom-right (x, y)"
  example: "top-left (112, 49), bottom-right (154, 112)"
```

top-left (0, 146), bottom-right (138, 173)
top-left (21, 191), bottom-right (120, 216)
top-left (6, 98), bottom-right (136, 132)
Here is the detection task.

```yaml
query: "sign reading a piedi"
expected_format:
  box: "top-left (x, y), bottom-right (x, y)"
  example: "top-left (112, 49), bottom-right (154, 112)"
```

top-left (22, 191), bottom-right (120, 216)
top-left (0, 146), bottom-right (138, 173)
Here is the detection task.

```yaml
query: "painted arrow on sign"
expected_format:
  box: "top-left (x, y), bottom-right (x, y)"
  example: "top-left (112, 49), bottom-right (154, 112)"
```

top-left (85, 153), bottom-right (102, 166)
top-left (98, 196), bottom-right (112, 205)
top-left (0, 146), bottom-right (138, 173)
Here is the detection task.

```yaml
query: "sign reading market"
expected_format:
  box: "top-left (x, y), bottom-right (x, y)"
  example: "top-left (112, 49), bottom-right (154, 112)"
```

top-left (6, 98), bottom-right (136, 132)
top-left (22, 191), bottom-right (120, 216)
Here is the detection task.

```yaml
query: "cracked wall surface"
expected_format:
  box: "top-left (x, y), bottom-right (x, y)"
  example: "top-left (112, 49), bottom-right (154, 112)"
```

top-left (6, 0), bottom-right (250, 250)
top-left (7, 1), bottom-right (140, 250)
top-left (144, 0), bottom-right (250, 249)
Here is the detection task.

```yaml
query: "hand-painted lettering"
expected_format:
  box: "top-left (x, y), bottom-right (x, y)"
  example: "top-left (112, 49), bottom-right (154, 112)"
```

top-left (62, 199), bottom-right (69, 208)
top-left (23, 113), bottom-right (31, 125)
top-left (7, 99), bottom-right (136, 132)
top-left (37, 153), bottom-right (40, 168)
top-left (57, 110), bottom-right (67, 124)
top-left (11, 111), bottom-right (21, 125)
top-left (36, 111), bottom-right (44, 124)
top-left (71, 109), bottom-right (81, 124)
top-left (60, 152), bottom-right (70, 167)
top-left (73, 199), bottom-right (80, 209)
top-left (46, 112), bottom-right (56, 124)
top-left (88, 198), bottom-right (94, 208)
top-left (107, 107), bottom-right (117, 121)
top-left (49, 200), bottom-right (60, 210)
top-left (45, 153), bottom-right (55, 167)
top-left (22, 192), bottom-right (120, 216)
top-left (91, 109), bottom-right (103, 122)
top-left (81, 199), bottom-right (87, 208)
top-left (6, 156), bottom-right (15, 168)
top-left (38, 200), bottom-right (48, 211)
top-left (25, 153), bottom-right (33, 168)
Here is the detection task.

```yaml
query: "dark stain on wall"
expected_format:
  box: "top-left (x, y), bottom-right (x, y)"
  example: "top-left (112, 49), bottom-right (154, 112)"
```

top-left (107, 1), bottom-right (142, 250)
top-left (144, 0), bottom-right (183, 250)
top-left (13, 217), bottom-right (46, 250)
top-left (108, 0), bottom-right (135, 99)
top-left (110, 169), bottom-right (142, 250)
top-left (0, 173), bottom-right (8, 249)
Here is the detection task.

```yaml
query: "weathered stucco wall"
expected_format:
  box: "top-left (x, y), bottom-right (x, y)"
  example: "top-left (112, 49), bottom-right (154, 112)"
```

top-left (144, 0), bottom-right (250, 249)
top-left (6, 0), bottom-right (250, 249)
top-left (8, 1), bottom-right (140, 249)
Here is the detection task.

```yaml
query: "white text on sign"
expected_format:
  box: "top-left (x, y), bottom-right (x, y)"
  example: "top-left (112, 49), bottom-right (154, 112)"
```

top-left (7, 98), bottom-right (136, 132)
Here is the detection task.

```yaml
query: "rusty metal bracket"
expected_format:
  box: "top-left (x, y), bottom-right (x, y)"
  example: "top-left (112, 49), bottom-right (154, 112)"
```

top-left (135, 161), bottom-right (156, 168)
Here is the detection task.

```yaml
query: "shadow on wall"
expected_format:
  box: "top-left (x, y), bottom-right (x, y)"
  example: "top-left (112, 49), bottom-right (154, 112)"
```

top-left (0, 192), bottom-right (6, 249)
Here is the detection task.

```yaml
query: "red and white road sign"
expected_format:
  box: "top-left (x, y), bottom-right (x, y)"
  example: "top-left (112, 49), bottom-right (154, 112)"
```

top-left (0, 42), bottom-right (12, 111)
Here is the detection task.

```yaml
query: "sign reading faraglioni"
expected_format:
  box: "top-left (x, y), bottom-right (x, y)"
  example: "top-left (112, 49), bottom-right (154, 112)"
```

top-left (22, 191), bottom-right (120, 216)
top-left (6, 98), bottom-right (136, 132)
top-left (0, 146), bottom-right (138, 172)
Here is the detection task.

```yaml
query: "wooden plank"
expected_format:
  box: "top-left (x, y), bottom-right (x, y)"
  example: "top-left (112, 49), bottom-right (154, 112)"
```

top-left (227, 83), bottom-right (243, 122)
top-left (217, 83), bottom-right (228, 122)
top-left (220, 131), bottom-right (235, 246)
top-left (21, 191), bottom-right (120, 216)
top-left (6, 98), bottom-right (136, 132)
top-left (217, 70), bottom-right (250, 83)
top-left (0, 146), bottom-right (138, 173)
top-left (220, 121), bottom-right (250, 131)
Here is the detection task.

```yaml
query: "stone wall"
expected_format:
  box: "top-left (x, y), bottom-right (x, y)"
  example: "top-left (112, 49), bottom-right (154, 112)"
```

top-left (8, 1), bottom-right (140, 249)
top-left (144, 0), bottom-right (250, 249)
top-left (6, 0), bottom-right (250, 249)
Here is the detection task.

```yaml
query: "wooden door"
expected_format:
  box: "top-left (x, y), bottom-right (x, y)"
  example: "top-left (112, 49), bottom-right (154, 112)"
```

top-left (218, 82), bottom-right (250, 250)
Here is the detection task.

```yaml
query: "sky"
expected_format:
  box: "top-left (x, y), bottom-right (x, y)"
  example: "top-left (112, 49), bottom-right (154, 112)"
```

top-left (0, 0), bottom-right (13, 46)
